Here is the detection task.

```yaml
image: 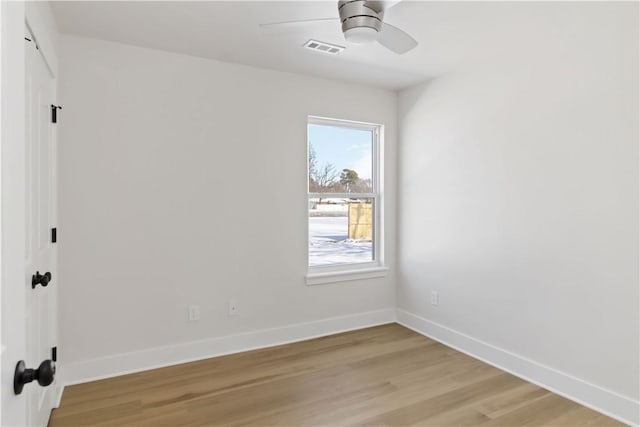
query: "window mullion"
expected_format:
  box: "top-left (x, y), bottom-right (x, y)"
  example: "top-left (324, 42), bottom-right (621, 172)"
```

top-left (308, 193), bottom-right (376, 198)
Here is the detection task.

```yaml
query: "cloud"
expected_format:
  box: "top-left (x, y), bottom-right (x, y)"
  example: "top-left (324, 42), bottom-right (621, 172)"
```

top-left (350, 151), bottom-right (372, 180)
top-left (347, 143), bottom-right (370, 151)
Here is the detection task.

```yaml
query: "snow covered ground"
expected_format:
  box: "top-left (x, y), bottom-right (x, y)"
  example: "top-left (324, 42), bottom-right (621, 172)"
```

top-left (309, 216), bottom-right (373, 266)
top-left (309, 202), bottom-right (348, 217)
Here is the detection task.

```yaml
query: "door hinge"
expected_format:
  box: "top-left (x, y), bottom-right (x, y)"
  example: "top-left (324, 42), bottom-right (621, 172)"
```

top-left (24, 37), bottom-right (40, 50)
top-left (51, 227), bottom-right (57, 243)
top-left (51, 347), bottom-right (57, 362)
top-left (24, 37), bottom-right (39, 50)
top-left (51, 105), bottom-right (62, 123)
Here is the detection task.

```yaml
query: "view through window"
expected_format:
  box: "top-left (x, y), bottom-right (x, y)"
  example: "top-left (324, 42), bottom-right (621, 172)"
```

top-left (308, 118), bottom-right (379, 268)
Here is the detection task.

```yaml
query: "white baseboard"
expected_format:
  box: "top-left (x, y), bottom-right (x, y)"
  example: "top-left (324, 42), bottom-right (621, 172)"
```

top-left (396, 309), bottom-right (639, 427)
top-left (53, 384), bottom-right (64, 409)
top-left (60, 308), bottom-right (396, 386)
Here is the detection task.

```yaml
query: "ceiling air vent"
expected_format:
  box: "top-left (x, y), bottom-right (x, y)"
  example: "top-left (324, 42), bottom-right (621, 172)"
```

top-left (303, 39), bottom-right (345, 55)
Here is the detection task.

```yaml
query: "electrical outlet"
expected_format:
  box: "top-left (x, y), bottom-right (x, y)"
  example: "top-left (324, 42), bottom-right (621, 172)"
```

top-left (188, 305), bottom-right (200, 321)
top-left (431, 291), bottom-right (439, 307)
top-left (228, 299), bottom-right (239, 316)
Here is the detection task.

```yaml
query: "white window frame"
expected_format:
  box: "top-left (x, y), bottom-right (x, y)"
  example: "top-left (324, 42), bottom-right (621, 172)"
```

top-left (306, 116), bottom-right (388, 285)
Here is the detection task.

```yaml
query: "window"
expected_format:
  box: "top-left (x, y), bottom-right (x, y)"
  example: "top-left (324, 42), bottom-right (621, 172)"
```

top-left (307, 116), bottom-right (387, 285)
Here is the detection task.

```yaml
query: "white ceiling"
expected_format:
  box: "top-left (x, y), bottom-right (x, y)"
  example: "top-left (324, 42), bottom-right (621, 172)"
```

top-left (51, 1), bottom-right (601, 90)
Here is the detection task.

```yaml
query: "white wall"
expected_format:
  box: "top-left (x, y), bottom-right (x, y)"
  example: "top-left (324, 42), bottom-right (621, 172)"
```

top-left (58, 36), bottom-right (397, 381)
top-left (397, 2), bottom-right (638, 424)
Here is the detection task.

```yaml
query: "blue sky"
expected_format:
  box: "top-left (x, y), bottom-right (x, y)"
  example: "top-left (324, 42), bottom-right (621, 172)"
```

top-left (308, 124), bottom-right (372, 180)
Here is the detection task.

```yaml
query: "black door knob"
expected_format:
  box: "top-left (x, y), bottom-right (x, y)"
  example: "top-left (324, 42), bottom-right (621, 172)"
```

top-left (31, 271), bottom-right (51, 289)
top-left (14, 359), bottom-right (56, 395)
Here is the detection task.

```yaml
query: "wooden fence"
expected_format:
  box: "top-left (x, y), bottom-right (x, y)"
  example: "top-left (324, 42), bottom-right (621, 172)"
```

top-left (348, 203), bottom-right (372, 240)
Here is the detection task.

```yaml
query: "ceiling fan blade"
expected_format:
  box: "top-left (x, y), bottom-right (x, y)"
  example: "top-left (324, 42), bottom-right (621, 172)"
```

top-left (365, 0), bottom-right (403, 13)
top-left (377, 22), bottom-right (417, 54)
top-left (259, 18), bottom-right (339, 34)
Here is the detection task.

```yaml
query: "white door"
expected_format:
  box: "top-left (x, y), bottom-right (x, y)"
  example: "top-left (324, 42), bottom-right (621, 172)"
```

top-left (1, 2), bottom-right (28, 426)
top-left (23, 23), bottom-right (58, 427)
top-left (1, 8), bottom-right (58, 425)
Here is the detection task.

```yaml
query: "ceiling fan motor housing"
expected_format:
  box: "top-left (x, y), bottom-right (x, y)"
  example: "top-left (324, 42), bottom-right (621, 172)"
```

top-left (338, 0), bottom-right (383, 35)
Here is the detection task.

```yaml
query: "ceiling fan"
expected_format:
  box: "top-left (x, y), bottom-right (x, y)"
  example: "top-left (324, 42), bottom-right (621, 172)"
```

top-left (259, 0), bottom-right (418, 55)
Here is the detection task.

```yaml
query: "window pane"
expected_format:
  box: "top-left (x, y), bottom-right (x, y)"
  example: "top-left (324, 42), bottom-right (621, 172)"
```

top-left (308, 124), bottom-right (373, 194)
top-left (309, 198), bottom-right (374, 267)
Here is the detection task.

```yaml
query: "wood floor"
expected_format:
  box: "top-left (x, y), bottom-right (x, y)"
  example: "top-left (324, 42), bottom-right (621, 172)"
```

top-left (49, 324), bottom-right (624, 426)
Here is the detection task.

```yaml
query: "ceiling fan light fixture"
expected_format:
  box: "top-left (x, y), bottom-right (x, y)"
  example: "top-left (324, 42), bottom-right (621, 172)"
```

top-left (339, 1), bottom-right (382, 44)
top-left (260, 0), bottom-right (418, 55)
top-left (343, 26), bottom-right (379, 44)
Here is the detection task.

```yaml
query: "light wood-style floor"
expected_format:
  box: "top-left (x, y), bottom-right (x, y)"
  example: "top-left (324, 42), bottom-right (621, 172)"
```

top-left (49, 324), bottom-right (623, 426)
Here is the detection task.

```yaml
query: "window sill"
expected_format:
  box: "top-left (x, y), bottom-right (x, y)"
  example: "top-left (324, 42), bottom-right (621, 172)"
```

top-left (306, 266), bottom-right (389, 286)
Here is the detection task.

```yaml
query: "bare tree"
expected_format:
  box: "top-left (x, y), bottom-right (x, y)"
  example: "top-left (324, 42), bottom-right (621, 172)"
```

top-left (308, 143), bottom-right (340, 201)
top-left (308, 142), bottom-right (318, 190)
top-left (315, 163), bottom-right (339, 191)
